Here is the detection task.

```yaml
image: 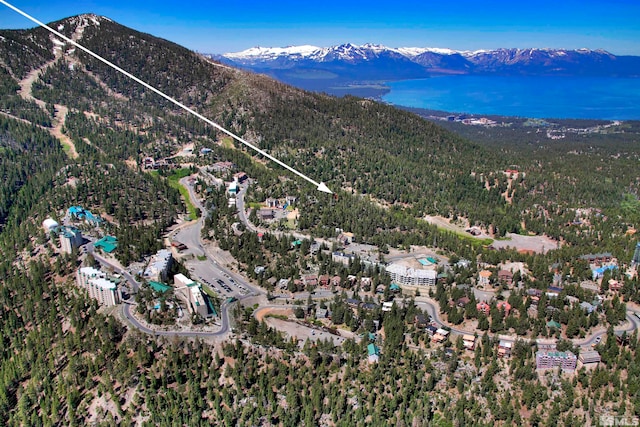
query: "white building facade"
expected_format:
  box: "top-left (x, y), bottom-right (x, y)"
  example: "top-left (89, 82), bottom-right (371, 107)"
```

top-left (386, 263), bottom-right (437, 286)
top-left (76, 267), bottom-right (120, 307)
top-left (144, 249), bottom-right (173, 282)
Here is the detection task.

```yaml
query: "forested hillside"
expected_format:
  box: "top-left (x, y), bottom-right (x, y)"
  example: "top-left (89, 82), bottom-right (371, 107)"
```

top-left (2, 15), bottom-right (638, 242)
top-left (0, 13), bottom-right (639, 426)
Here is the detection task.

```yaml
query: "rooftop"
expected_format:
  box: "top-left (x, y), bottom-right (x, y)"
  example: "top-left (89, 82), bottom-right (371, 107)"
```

top-left (149, 281), bottom-right (172, 293)
top-left (94, 235), bottom-right (117, 253)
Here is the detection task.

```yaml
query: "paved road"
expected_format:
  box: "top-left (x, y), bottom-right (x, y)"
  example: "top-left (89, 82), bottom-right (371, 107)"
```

top-left (415, 296), bottom-right (640, 347)
top-left (121, 300), bottom-right (232, 338)
top-left (96, 171), bottom-right (640, 347)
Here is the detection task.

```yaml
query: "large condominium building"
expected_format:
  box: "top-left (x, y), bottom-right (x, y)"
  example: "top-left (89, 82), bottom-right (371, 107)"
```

top-left (386, 263), bottom-right (437, 287)
top-left (76, 266), bottom-right (120, 307)
top-left (535, 350), bottom-right (577, 372)
top-left (60, 226), bottom-right (83, 254)
top-left (174, 273), bottom-right (209, 318)
top-left (144, 249), bottom-right (173, 282)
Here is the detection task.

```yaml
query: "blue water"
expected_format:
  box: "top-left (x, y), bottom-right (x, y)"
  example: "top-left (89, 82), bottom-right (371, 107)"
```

top-left (382, 75), bottom-right (640, 120)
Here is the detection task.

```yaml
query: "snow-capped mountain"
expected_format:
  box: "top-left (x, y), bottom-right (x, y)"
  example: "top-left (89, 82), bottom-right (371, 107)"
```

top-left (217, 43), bottom-right (640, 78)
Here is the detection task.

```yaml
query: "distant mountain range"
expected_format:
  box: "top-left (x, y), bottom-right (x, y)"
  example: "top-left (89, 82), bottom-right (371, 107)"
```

top-left (214, 44), bottom-right (640, 95)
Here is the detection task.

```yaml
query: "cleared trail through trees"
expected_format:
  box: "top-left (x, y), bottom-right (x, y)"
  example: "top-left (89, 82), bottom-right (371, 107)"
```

top-left (17, 53), bottom-right (79, 159)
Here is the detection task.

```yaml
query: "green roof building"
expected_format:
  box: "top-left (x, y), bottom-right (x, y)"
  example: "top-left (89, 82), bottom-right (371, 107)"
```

top-left (149, 281), bottom-right (172, 293)
top-left (547, 320), bottom-right (561, 329)
top-left (95, 235), bottom-right (117, 253)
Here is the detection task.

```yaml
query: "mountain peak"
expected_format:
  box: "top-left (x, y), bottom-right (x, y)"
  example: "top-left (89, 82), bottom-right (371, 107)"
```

top-left (219, 44), bottom-right (636, 80)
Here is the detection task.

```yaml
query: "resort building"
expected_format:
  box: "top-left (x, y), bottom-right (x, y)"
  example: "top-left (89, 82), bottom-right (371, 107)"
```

top-left (42, 217), bottom-right (59, 233)
top-left (174, 273), bottom-right (210, 318)
top-left (59, 226), bottom-right (83, 254)
top-left (535, 350), bottom-right (577, 372)
top-left (144, 249), bottom-right (173, 282)
top-left (76, 266), bottom-right (120, 307)
top-left (386, 263), bottom-right (437, 287)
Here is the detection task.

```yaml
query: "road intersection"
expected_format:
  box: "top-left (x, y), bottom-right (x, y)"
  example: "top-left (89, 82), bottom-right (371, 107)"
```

top-left (98, 172), bottom-right (640, 349)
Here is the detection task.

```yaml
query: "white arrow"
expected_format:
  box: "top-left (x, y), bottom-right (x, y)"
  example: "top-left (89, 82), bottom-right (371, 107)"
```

top-left (0, 0), bottom-right (333, 194)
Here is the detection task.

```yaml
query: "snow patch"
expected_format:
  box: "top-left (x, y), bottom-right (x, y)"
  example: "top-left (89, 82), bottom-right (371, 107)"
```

top-left (225, 45), bottom-right (321, 59)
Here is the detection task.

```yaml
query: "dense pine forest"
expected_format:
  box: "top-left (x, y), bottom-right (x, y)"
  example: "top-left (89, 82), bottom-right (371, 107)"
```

top-left (0, 14), bottom-right (639, 426)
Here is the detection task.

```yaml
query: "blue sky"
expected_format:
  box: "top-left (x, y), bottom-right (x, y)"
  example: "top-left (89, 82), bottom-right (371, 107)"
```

top-left (1, 0), bottom-right (639, 55)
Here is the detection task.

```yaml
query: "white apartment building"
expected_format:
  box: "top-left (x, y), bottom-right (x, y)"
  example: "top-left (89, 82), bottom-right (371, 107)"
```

top-left (76, 266), bottom-right (120, 307)
top-left (174, 273), bottom-right (209, 318)
top-left (386, 263), bottom-right (437, 286)
top-left (144, 249), bottom-right (173, 282)
top-left (60, 227), bottom-right (83, 254)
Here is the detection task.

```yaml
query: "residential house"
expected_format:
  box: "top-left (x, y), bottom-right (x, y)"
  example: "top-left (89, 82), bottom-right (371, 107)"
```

top-left (332, 252), bottom-right (355, 266)
top-left (285, 195), bottom-right (297, 206)
top-left (415, 313), bottom-right (429, 328)
top-left (331, 276), bottom-right (342, 288)
top-left (233, 172), bottom-right (248, 183)
top-left (462, 334), bottom-right (476, 350)
top-left (337, 232), bottom-right (354, 246)
top-left (265, 198), bottom-right (279, 208)
top-left (547, 320), bottom-right (561, 329)
top-left (478, 270), bottom-right (492, 286)
top-left (580, 301), bottom-right (595, 314)
top-left (496, 301), bottom-right (511, 315)
top-left (367, 344), bottom-right (380, 363)
top-left (432, 328), bottom-right (450, 343)
top-left (527, 288), bottom-right (542, 297)
top-left (426, 325), bottom-right (438, 336)
top-left (498, 270), bottom-right (514, 286)
top-left (277, 278), bottom-right (291, 290)
top-left (346, 298), bottom-right (361, 308)
top-left (319, 275), bottom-right (330, 287)
top-left (457, 296), bottom-right (471, 308)
top-left (578, 350), bottom-right (601, 369)
top-left (608, 279), bottom-right (622, 292)
top-left (477, 301), bottom-right (490, 315)
top-left (303, 275), bottom-right (318, 287)
top-left (580, 252), bottom-right (613, 266)
top-left (615, 331), bottom-right (630, 345)
top-left (498, 340), bottom-right (512, 358)
top-left (257, 208), bottom-right (274, 220)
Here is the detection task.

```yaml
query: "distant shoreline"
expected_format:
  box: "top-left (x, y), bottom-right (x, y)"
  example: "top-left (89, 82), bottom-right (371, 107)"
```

top-left (287, 74), bottom-right (640, 121)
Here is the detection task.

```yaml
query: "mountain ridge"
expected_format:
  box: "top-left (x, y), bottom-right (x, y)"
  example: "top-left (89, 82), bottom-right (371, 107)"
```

top-left (216, 43), bottom-right (640, 85)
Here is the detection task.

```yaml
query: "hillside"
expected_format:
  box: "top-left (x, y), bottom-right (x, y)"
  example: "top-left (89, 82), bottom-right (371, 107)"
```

top-left (0, 14), bottom-right (639, 426)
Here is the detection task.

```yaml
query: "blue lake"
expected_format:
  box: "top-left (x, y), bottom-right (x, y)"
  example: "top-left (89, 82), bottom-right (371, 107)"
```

top-left (382, 75), bottom-right (640, 120)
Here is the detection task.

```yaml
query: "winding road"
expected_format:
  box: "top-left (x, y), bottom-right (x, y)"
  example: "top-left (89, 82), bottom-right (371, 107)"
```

top-left (415, 296), bottom-right (640, 347)
top-left (93, 170), bottom-right (640, 348)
